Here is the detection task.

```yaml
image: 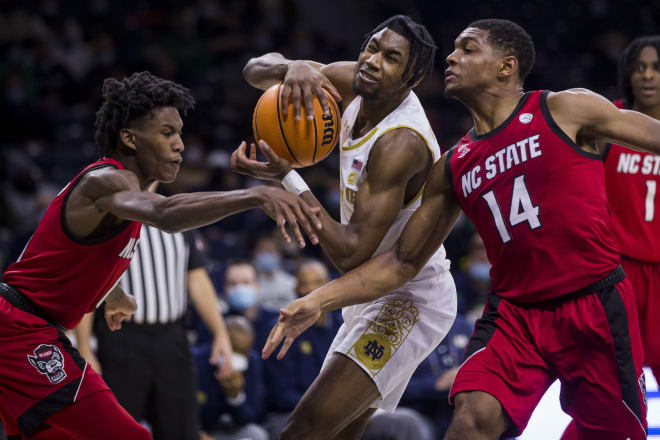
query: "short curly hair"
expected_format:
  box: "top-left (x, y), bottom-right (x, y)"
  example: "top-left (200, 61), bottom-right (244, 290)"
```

top-left (94, 71), bottom-right (195, 158)
top-left (360, 15), bottom-right (437, 87)
top-left (469, 19), bottom-right (536, 82)
top-left (618, 36), bottom-right (660, 108)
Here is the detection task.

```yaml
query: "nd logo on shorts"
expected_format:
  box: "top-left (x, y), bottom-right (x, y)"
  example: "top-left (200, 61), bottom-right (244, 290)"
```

top-left (27, 344), bottom-right (67, 384)
top-left (350, 297), bottom-right (420, 377)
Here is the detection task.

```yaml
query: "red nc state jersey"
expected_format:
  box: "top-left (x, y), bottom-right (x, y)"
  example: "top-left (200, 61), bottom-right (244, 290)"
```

top-left (604, 99), bottom-right (660, 262)
top-left (3, 158), bottom-right (141, 328)
top-left (447, 90), bottom-right (620, 303)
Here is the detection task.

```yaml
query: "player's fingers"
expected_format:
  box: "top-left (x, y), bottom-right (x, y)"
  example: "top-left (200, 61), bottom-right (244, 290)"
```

top-left (277, 335), bottom-right (296, 360)
top-left (292, 202), bottom-right (318, 245)
top-left (280, 85), bottom-right (291, 119)
top-left (282, 204), bottom-right (305, 248)
top-left (279, 306), bottom-right (294, 319)
top-left (314, 84), bottom-right (330, 116)
top-left (258, 140), bottom-right (280, 163)
top-left (275, 208), bottom-right (292, 244)
top-left (249, 142), bottom-right (257, 161)
top-left (302, 84), bottom-right (314, 120)
top-left (238, 141), bottom-right (249, 160)
top-left (299, 200), bottom-right (323, 230)
top-left (109, 314), bottom-right (119, 331)
top-left (292, 85), bottom-right (302, 120)
top-left (104, 312), bottom-right (113, 330)
top-left (230, 151), bottom-right (237, 170)
top-left (262, 323), bottom-right (285, 359)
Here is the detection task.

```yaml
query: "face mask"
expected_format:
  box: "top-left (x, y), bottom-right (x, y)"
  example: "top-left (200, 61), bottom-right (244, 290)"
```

top-left (226, 284), bottom-right (257, 311)
top-left (254, 252), bottom-right (280, 272)
top-left (468, 262), bottom-right (491, 282)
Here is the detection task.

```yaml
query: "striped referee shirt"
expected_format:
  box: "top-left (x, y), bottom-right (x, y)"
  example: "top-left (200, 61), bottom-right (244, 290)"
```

top-left (119, 224), bottom-right (207, 324)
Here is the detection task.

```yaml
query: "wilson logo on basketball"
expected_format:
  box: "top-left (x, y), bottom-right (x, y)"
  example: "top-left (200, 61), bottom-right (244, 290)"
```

top-left (321, 113), bottom-right (335, 146)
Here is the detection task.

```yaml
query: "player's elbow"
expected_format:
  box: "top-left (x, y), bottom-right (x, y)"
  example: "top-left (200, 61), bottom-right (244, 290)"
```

top-left (242, 58), bottom-right (258, 85)
top-left (388, 248), bottom-right (421, 284)
top-left (242, 53), bottom-right (282, 89)
top-left (335, 259), bottom-right (356, 275)
top-left (390, 246), bottom-right (424, 281)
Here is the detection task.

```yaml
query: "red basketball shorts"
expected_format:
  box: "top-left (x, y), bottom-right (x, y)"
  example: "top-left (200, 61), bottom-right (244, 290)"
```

top-left (622, 257), bottom-right (660, 369)
top-left (0, 296), bottom-right (109, 437)
top-left (449, 277), bottom-right (647, 439)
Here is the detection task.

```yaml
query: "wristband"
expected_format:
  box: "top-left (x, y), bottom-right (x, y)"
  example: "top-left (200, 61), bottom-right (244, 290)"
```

top-left (282, 170), bottom-right (310, 195)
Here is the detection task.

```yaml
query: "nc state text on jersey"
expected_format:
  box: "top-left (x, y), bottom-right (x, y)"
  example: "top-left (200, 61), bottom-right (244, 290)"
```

top-left (616, 151), bottom-right (660, 175)
top-left (461, 134), bottom-right (542, 197)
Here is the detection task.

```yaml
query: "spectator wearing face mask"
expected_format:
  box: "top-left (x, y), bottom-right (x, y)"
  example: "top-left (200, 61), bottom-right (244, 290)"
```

top-left (251, 235), bottom-right (297, 312)
top-left (194, 315), bottom-right (268, 440)
top-left (262, 260), bottom-right (342, 439)
top-left (223, 261), bottom-right (279, 350)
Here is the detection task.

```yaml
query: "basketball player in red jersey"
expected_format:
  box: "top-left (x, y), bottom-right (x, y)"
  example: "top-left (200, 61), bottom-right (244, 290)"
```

top-left (0, 71), bottom-right (320, 439)
top-left (606, 36), bottom-right (660, 383)
top-left (260, 19), bottom-right (660, 439)
top-left (561, 34), bottom-right (660, 440)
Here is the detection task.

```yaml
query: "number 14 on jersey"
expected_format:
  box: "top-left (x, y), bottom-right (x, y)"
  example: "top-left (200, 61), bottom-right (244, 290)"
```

top-left (482, 175), bottom-right (541, 243)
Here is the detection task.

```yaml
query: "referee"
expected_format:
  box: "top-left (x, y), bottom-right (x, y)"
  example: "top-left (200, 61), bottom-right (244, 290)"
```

top-left (75, 223), bottom-right (232, 440)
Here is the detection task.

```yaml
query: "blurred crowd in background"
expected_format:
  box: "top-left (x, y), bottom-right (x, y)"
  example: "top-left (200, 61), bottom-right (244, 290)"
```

top-left (1, 0), bottom-right (659, 438)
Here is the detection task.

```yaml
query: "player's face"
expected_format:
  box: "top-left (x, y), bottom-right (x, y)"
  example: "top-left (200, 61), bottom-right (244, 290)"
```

top-left (445, 28), bottom-right (501, 99)
top-left (353, 28), bottom-right (413, 100)
top-left (132, 106), bottom-right (184, 183)
top-left (630, 46), bottom-right (660, 110)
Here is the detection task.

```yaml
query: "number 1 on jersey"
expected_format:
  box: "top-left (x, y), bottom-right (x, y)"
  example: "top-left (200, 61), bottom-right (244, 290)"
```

top-left (646, 180), bottom-right (656, 222)
top-left (483, 175), bottom-right (541, 243)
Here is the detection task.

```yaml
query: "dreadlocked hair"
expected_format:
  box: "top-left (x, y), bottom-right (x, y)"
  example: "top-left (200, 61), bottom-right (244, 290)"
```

top-left (94, 71), bottom-right (196, 158)
top-left (618, 36), bottom-right (660, 108)
top-left (469, 19), bottom-right (535, 82)
top-left (360, 15), bottom-right (437, 87)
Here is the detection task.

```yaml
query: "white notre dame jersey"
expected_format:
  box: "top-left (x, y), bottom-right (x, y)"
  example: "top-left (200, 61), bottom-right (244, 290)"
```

top-left (327, 91), bottom-right (457, 412)
top-left (339, 91), bottom-right (449, 279)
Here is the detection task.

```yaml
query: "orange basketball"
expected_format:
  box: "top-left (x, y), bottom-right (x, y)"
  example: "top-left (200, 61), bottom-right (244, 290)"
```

top-left (252, 83), bottom-right (340, 167)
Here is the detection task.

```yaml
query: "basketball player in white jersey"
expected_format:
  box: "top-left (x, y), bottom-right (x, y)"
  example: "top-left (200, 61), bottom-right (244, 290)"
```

top-left (233, 15), bottom-right (457, 440)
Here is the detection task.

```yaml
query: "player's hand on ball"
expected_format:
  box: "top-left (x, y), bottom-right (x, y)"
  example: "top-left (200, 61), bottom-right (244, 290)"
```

top-left (282, 60), bottom-right (342, 120)
top-left (262, 296), bottom-right (322, 360)
top-left (252, 185), bottom-right (322, 248)
top-left (231, 140), bottom-right (292, 181)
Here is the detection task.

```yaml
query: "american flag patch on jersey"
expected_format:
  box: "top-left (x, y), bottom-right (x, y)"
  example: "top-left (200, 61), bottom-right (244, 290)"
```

top-left (351, 159), bottom-right (363, 171)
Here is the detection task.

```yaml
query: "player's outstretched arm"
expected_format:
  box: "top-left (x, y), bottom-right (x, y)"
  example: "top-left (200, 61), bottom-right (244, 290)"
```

top-left (233, 128), bottom-right (432, 273)
top-left (79, 164), bottom-right (321, 247)
top-left (547, 88), bottom-right (660, 155)
top-left (242, 52), bottom-right (352, 120)
top-left (262, 154), bottom-right (462, 360)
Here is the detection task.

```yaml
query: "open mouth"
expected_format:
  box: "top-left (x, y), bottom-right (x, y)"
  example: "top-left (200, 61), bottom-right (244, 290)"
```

top-left (358, 70), bottom-right (378, 84)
